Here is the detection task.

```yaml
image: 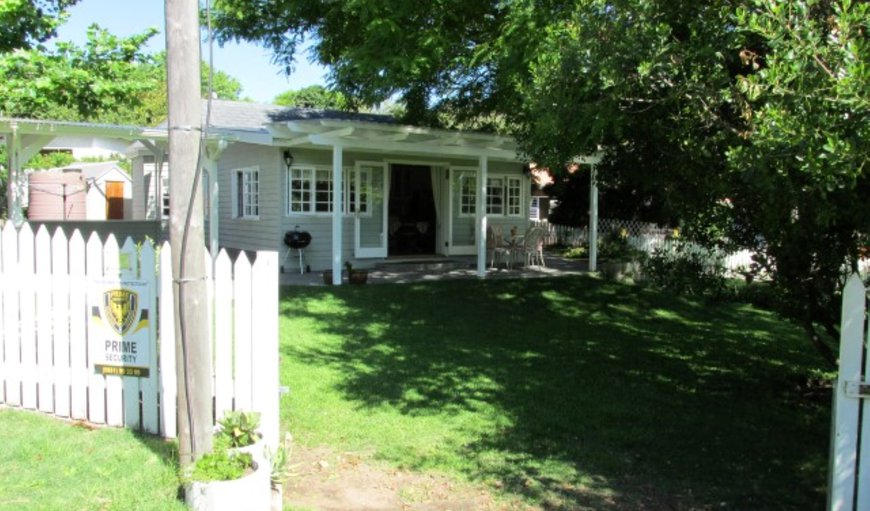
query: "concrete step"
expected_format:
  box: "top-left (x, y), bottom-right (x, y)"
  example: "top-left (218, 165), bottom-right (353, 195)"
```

top-left (373, 258), bottom-right (470, 272)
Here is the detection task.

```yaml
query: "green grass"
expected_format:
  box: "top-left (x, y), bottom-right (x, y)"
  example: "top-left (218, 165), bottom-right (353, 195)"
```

top-left (279, 275), bottom-right (831, 510)
top-left (0, 408), bottom-right (185, 511)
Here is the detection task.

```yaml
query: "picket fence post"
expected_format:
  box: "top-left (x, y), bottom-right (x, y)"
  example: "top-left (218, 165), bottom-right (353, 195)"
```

top-left (2, 222), bottom-right (21, 407)
top-left (68, 230), bottom-right (88, 421)
top-left (212, 249), bottom-right (233, 420)
top-left (159, 241), bottom-right (178, 439)
top-left (18, 224), bottom-right (37, 410)
top-left (51, 228), bottom-right (71, 418)
top-left (828, 273), bottom-right (869, 511)
top-left (35, 226), bottom-right (54, 414)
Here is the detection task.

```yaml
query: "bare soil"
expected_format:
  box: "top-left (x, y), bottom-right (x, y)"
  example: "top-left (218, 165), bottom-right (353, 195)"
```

top-left (282, 445), bottom-right (530, 511)
top-left (282, 444), bottom-right (705, 511)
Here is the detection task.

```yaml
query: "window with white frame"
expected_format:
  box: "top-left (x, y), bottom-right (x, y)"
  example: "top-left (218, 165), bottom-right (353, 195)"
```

top-left (486, 177), bottom-right (504, 215)
top-left (457, 173), bottom-right (523, 217)
top-left (506, 177), bottom-right (522, 216)
top-left (313, 169), bottom-right (333, 212)
top-left (458, 173), bottom-right (477, 216)
top-left (287, 166), bottom-right (368, 215)
top-left (288, 167), bottom-right (313, 213)
top-left (345, 167), bottom-right (370, 215)
top-left (234, 166), bottom-right (259, 218)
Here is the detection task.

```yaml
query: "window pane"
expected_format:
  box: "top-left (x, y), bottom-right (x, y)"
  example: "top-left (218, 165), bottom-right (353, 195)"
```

top-left (507, 177), bottom-right (521, 216)
top-left (486, 177), bottom-right (504, 215)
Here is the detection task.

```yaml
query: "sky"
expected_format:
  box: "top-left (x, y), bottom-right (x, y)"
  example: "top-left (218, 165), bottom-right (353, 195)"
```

top-left (54, 0), bottom-right (328, 104)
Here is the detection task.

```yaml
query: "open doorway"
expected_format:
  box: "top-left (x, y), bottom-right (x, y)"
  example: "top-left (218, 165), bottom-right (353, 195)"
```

top-left (388, 164), bottom-right (436, 255)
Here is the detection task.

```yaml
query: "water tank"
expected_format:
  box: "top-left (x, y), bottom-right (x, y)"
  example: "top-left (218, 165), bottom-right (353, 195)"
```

top-left (28, 169), bottom-right (88, 220)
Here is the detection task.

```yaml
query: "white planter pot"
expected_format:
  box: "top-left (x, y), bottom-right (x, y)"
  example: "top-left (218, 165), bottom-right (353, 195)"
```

top-left (186, 458), bottom-right (271, 511)
top-left (232, 439), bottom-right (267, 465)
top-left (271, 485), bottom-right (283, 511)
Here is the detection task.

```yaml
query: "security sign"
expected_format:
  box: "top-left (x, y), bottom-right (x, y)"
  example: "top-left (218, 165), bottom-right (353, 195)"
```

top-left (103, 289), bottom-right (139, 335)
top-left (89, 280), bottom-right (152, 378)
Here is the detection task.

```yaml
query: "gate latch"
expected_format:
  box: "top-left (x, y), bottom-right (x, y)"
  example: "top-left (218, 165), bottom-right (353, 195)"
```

top-left (845, 381), bottom-right (870, 399)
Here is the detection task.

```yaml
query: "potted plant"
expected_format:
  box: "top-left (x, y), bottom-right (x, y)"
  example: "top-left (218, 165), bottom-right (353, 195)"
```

top-left (345, 261), bottom-right (368, 285)
top-left (216, 410), bottom-right (265, 464)
top-left (185, 442), bottom-right (271, 511)
top-left (322, 269), bottom-right (334, 285)
top-left (265, 432), bottom-right (294, 511)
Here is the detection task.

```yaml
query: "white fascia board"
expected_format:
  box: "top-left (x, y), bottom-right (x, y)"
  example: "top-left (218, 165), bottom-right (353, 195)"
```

top-left (273, 134), bottom-right (312, 147)
top-left (0, 118), bottom-right (168, 141)
top-left (317, 119), bottom-right (515, 147)
top-left (308, 134), bottom-right (520, 162)
top-left (572, 151), bottom-right (605, 165)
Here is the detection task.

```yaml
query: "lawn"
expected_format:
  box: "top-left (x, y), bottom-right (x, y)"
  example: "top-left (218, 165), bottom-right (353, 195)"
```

top-left (0, 407), bottom-right (184, 511)
top-left (278, 275), bottom-right (831, 510)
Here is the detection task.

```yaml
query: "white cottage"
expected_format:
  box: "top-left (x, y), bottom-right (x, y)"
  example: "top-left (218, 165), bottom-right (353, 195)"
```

top-left (131, 100), bottom-right (531, 280)
top-left (3, 104), bottom-right (603, 282)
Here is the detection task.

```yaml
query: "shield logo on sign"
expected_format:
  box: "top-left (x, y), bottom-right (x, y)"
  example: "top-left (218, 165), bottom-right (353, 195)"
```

top-left (102, 289), bottom-right (139, 335)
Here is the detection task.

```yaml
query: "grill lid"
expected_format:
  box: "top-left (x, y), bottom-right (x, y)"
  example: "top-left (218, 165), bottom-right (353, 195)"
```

top-left (284, 229), bottom-right (312, 249)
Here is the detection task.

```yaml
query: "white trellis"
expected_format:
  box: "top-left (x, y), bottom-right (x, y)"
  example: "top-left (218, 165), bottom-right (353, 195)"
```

top-left (0, 222), bottom-right (279, 447)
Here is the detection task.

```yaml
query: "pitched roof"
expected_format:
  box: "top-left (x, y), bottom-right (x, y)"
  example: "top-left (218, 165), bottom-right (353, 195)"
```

top-left (201, 99), bottom-right (397, 132)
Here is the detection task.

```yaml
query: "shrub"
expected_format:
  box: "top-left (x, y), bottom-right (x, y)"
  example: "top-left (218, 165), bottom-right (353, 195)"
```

top-left (562, 246), bottom-right (587, 259)
top-left (641, 241), bottom-right (727, 297)
top-left (598, 228), bottom-right (643, 261)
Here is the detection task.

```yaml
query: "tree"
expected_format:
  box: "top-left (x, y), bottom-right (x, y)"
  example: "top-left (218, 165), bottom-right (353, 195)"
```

top-left (0, 0), bottom-right (79, 52)
top-left (212, 0), bottom-right (868, 363)
top-left (108, 52), bottom-right (245, 126)
top-left (273, 85), bottom-right (348, 109)
top-left (0, 24), bottom-right (159, 121)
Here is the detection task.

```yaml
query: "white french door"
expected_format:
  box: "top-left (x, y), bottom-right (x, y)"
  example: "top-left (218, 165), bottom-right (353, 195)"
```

top-left (353, 161), bottom-right (389, 258)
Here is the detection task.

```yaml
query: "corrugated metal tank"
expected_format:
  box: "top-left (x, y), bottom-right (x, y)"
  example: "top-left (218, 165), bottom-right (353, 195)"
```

top-left (28, 169), bottom-right (88, 220)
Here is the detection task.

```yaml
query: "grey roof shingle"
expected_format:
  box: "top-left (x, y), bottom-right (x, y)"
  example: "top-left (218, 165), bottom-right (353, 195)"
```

top-left (202, 99), bottom-right (396, 131)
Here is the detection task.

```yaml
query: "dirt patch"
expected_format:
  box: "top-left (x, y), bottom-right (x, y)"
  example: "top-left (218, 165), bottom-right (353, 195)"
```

top-left (282, 445), bottom-right (705, 511)
top-left (283, 445), bottom-right (530, 511)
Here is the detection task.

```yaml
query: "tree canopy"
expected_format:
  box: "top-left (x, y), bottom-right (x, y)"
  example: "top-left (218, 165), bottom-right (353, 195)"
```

top-left (212, 0), bottom-right (868, 363)
top-left (0, 0), bottom-right (79, 52)
top-left (273, 85), bottom-right (348, 109)
top-left (0, 24), bottom-right (158, 121)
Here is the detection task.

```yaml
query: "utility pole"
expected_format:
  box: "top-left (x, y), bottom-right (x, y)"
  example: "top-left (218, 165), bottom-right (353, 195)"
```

top-left (165, 0), bottom-right (212, 467)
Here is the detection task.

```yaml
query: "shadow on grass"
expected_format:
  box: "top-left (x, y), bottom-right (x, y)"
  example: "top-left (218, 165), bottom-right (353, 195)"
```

top-left (279, 275), bottom-right (829, 510)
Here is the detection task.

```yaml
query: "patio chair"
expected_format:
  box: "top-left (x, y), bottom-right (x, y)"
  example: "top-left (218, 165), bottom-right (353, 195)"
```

top-left (486, 225), bottom-right (513, 269)
top-left (517, 226), bottom-right (546, 267)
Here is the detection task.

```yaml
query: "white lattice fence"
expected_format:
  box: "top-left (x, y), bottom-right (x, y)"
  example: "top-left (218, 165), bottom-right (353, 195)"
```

top-left (545, 219), bottom-right (759, 274)
top-left (0, 222), bottom-right (278, 446)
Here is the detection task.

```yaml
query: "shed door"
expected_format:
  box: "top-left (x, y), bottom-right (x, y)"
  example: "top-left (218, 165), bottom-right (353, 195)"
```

top-left (353, 162), bottom-right (389, 258)
top-left (106, 181), bottom-right (124, 220)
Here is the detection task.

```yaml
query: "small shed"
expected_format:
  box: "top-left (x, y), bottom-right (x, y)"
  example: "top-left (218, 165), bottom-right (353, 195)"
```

top-left (27, 162), bottom-right (132, 221)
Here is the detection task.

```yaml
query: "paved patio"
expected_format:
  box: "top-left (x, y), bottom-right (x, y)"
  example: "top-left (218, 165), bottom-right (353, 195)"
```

top-left (279, 254), bottom-right (590, 286)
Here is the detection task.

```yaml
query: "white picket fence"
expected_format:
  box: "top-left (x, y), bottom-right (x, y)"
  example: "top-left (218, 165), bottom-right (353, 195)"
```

top-left (0, 222), bottom-right (279, 447)
top-left (829, 273), bottom-right (870, 511)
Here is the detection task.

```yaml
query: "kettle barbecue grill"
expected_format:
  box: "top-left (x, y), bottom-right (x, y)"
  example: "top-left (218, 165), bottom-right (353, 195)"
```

top-left (282, 227), bottom-right (312, 274)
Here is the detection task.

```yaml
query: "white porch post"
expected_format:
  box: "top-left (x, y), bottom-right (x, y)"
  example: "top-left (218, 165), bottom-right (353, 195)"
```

top-left (204, 140), bottom-right (227, 261)
top-left (332, 144), bottom-right (344, 285)
top-left (205, 156), bottom-right (219, 258)
top-left (154, 151), bottom-right (165, 222)
top-left (6, 126), bottom-right (23, 227)
top-left (476, 155), bottom-right (488, 277)
top-left (589, 164), bottom-right (599, 272)
top-left (132, 156), bottom-right (146, 220)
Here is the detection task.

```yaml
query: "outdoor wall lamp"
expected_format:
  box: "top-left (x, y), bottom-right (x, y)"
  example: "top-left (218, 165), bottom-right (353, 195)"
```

top-left (283, 150), bottom-right (294, 170)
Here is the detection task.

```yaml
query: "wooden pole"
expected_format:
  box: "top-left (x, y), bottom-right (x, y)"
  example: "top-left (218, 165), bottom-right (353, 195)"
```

top-left (165, 0), bottom-right (212, 467)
